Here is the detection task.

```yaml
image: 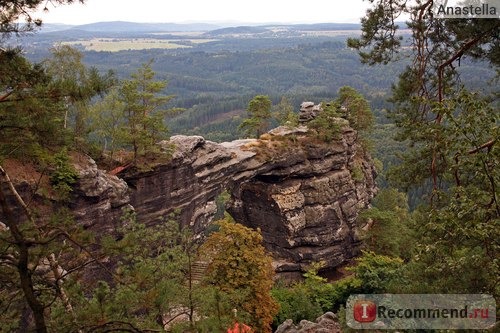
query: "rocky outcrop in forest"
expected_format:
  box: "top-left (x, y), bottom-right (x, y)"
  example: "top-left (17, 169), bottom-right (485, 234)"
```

top-left (70, 122), bottom-right (376, 276)
top-left (2, 122), bottom-right (376, 277)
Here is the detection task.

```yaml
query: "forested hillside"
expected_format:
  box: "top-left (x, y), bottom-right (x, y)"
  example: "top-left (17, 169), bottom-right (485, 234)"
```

top-left (18, 22), bottom-right (494, 142)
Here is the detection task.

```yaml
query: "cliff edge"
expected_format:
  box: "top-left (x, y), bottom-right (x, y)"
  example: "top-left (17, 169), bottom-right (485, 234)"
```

top-left (2, 121), bottom-right (377, 277)
top-left (80, 122), bottom-right (376, 277)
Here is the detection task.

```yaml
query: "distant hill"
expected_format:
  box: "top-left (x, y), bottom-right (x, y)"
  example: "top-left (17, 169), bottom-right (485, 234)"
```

top-left (287, 23), bottom-right (361, 30)
top-left (205, 26), bottom-right (270, 36)
top-left (204, 23), bottom-right (364, 38)
top-left (69, 21), bottom-right (221, 32)
top-left (39, 23), bottom-right (75, 33)
top-left (38, 21), bottom-right (366, 35)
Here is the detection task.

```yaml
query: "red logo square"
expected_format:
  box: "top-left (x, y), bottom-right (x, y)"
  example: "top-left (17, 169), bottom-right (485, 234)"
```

top-left (353, 300), bottom-right (376, 322)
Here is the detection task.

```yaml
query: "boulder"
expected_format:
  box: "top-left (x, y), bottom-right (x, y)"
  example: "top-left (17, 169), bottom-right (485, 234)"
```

top-left (275, 312), bottom-right (341, 333)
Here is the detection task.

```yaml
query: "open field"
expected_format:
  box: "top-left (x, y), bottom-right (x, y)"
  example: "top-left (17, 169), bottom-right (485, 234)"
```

top-left (62, 37), bottom-right (217, 52)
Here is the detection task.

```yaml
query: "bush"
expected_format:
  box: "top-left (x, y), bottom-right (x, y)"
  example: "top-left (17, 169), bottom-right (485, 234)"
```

top-left (271, 283), bottom-right (323, 328)
top-left (50, 149), bottom-right (78, 199)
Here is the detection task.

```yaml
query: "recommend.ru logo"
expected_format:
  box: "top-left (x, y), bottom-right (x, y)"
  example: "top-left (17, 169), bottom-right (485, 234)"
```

top-left (346, 294), bottom-right (496, 330)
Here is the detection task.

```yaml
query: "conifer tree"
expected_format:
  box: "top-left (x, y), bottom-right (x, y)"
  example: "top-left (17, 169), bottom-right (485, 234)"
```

top-left (274, 96), bottom-right (297, 126)
top-left (239, 95), bottom-right (272, 137)
top-left (44, 45), bottom-right (115, 143)
top-left (0, 0), bottom-right (85, 40)
top-left (349, 1), bottom-right (499, 297)
top-left (336, 86), bottom-right (373, 132)
top-left (119, 61), bottom-right (180, 161)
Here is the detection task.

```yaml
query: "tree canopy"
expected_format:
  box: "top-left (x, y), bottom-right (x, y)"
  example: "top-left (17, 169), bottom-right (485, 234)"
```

top-left (349, 0), bottom-right (499, 299)
top-left (201, 217), bottom-right (279, 333)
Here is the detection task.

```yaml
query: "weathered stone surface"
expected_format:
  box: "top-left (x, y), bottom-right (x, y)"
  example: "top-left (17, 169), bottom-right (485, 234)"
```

top-left (0, 122), bottom-right (377, 276)
top-left (299, 101), bottom-right (323, 123)
top-left (268, 125), bottom-right (309, 136)
top-left (118, 124), bottom-right (377, 275)
top-left (275, 312), bottom-right (341, 333)
top-left (71, 157), bottom-right (131, 232)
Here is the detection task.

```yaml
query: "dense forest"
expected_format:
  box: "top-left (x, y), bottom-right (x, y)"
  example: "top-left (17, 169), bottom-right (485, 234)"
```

top-left (1, 0), bottom-right (499, 332)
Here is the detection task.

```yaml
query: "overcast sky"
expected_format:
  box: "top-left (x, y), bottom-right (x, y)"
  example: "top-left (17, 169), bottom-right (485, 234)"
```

top-left (35, 0), bottom-right (371, 25)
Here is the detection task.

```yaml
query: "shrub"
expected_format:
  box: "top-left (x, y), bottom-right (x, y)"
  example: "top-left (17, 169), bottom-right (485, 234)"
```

top-left (50, 149), bottom-right (78, 199)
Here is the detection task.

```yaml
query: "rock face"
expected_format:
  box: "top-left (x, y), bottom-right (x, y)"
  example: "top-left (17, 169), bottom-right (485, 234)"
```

top-left (115, 124), bottom-right (376, 276)
top-left (299, 102), bottom-right (323, 123)
top-left (0, 122), bottom-right (377, 277)
top-left (275, 312), bottom-right (341, 333)
top-left (71, 157), bottom-right (131, 233)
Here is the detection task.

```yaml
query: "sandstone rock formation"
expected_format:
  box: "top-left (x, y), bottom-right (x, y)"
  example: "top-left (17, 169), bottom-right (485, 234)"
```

top-left (1, 122), bottom-right (377, 277)
top-left (299, 101), bottom-right (323, 123)
top-left (116, 124), bottom-right (376, 276)
top-left (72, 157), bottom-right (130, 232)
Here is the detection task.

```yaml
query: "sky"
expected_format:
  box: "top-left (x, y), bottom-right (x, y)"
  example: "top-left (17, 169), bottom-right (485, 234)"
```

top-left (34, 0), bottom-right (371, 25)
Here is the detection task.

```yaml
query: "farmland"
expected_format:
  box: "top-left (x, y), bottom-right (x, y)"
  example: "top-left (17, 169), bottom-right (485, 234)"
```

top-left (62, 37), bottom-right (218, 51)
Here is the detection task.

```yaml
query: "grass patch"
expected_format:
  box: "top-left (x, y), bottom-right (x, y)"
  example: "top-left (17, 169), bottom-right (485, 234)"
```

top-left (62, 38), bottom-right (217, 52)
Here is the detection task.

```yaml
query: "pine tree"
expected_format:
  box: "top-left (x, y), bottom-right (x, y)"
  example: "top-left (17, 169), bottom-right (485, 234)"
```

top-left (336, 86), bottom-right (373, 132)
top-left (119, 61), bottom-right (180, 161)
top-left (0, 164), bottom-right (94, 332)
top-left (0, 48), bottom-right (83, 160)
top-left (239, 95), bottom-right (272, 138)
top-left (349, 1), bottom-right (499, 297)
top-left (0, 0), bottom-right (84, 39)
top-left (273, 96), bottom-right (298, 126)
top-left (89, 88), bottom-right (125, 159)
top-left (44, 45), bottom-right (115, 143)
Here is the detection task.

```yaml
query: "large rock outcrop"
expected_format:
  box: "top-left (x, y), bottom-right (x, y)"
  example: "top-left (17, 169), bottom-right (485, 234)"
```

top-left (113, 124), bottom-right (375, 276)
top-left (1, 123), bottom-right (377, 277)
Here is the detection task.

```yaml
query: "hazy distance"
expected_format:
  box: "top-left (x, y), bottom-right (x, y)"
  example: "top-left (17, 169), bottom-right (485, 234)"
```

top-left (35, 0), bottom-right (371, 25)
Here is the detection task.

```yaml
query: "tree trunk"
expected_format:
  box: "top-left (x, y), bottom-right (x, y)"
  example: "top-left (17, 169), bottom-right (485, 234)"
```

top-left (0, 180), bottom-right (47, 333)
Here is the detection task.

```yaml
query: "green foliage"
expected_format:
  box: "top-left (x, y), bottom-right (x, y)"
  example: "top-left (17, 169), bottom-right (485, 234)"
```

top-left (359, 188), bottom-right (413, 260)
top-left (201, 216), bottom-right (279, 333)
top-left (308, 102), bottom-right (343, 142)
top-left (308, 86), bottom-right (373, 143)
top-left (351, 0), bottom-right (499, 302)
top-left (51, 209), bottom-right (196, 331)
top-left (214, 190), bottom-right (230, 220)
top-left (384, 92), bottom-right (499, 296)
top-left (350, 251), bottom-right (405, 293)
top-left (348, 2), bottom-right (499, 68)
top-left (336, 86), bottom-right (374, 132)
top-left (118, 60), bottom-right (182, 161)
top-left (0, 0), bottom-right (84, 40)
top-left (350, 162), bottom-right (364, 183)
top-left (273, 96), bottom-right (298, 127)
top-left (0, 195), bottom-right (93, 332)
top-left (88, 87), bottom-right (125, 158)
top-left (367, 123), bottom-right (407, 188)
top-left (50, 148), bottom-right (78, 199)
top-left (271, 252), bottom-right (403, 329)
top-left (239, 95), bottom-right (272, 138)
top-left (0, 49), bottom-right (69, 160)
top-left (271, 282), bottom-right (323, 327)
top-left (44, 45), bottom-right (115, 145)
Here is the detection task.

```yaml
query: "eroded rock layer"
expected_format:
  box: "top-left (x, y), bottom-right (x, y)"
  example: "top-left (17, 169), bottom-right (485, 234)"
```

top-left (117, 125), bottom-right (376, 275)
top-left (1, 124), bottom-right (377, 276)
